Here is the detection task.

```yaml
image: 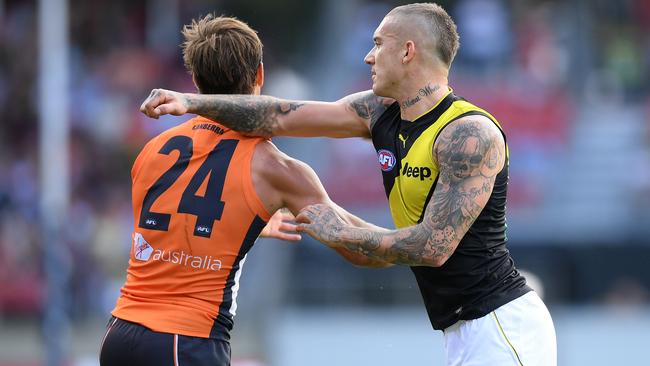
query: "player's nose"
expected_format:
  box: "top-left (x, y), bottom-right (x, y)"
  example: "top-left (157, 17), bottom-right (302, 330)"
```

top-left (364, 50), bottom-right (374, 65)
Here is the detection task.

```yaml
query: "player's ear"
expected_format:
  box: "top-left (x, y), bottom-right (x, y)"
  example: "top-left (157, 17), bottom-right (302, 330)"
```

top-left (403, 41), bottom-right (416, 64)
top-left (255, 62), bottom-right (264, 90)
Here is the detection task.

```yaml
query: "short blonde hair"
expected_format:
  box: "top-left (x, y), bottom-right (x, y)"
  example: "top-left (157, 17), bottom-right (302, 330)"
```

top-left (389, 3), bottom-right (460, 66)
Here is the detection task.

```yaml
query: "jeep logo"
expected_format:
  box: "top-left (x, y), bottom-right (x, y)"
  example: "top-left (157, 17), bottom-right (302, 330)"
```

top-left (402, 162), bottom-right (432, 181)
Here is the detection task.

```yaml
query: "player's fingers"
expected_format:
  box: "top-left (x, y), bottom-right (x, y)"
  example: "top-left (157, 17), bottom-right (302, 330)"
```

top-left (154, 104), bottom-right (176, 116)
top-left (139, 98), bottom-right (148, 114)
top-left (278, 222), bottom-right (298, 233)
top-left (296, 223), bottom-right (308, 232)
top-left (277, 232), bottom-right (302, 241)
top-left (298, 221), bottom-right (321, 236)
top-left (141, 89), bottom-right (163, 118)
top-left (295, 212), bottom-right (312, 224)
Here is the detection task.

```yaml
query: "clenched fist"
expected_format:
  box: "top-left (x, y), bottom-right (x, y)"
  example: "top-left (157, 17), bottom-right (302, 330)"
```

top-left (140, 88), bottom-right (190, 119)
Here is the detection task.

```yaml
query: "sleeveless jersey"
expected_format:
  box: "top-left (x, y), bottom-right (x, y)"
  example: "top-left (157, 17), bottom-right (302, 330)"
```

top-left (371, 90), bottom-right (531, 330)
top-left (112, 116), bottom-right (271, 340)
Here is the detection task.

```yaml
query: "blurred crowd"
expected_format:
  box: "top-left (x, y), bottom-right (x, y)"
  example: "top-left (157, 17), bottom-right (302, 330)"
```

top-left (1, 0), bottom-right (650, 319)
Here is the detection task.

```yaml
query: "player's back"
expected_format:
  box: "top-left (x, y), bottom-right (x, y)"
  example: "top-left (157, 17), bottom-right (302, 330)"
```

top-left (112, 116), bottom-right (271, 340)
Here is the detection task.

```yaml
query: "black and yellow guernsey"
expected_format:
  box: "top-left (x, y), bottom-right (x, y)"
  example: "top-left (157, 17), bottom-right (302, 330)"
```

top-left (371, 90), bottom-right (531, 330)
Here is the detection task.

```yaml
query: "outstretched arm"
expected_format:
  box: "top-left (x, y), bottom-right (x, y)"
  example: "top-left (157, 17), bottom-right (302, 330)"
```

top-left (140, 89), bottom-right (393, 138)
top-left (297, 116), bottom-right (506, 267)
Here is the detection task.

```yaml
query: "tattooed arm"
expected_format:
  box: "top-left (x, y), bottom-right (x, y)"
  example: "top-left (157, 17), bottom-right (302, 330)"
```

top-left (329, 204), bottom-right (395, 268)
top-left (140, 89), bottom-right (394, 138)
top-left (297, 116), bottom-right (506, 267)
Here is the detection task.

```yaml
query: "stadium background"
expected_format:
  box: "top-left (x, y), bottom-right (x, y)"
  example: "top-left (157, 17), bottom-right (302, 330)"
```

top-left (1, 0), bottom-right (650, 364)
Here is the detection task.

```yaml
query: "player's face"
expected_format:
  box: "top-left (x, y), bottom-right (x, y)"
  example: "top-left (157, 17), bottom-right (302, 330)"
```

top-left (364, 18), bottom-right (403, 97)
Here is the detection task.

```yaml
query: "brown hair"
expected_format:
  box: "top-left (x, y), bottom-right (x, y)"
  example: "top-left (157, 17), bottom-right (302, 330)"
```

top-left (389, 3), bottom-right (460, 67)
top-left (182, 14), bottom-right (263, 94)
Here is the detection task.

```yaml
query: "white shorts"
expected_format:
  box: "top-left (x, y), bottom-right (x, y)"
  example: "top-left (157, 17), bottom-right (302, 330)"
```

top-left (443, 291), bottom-right (556, 366)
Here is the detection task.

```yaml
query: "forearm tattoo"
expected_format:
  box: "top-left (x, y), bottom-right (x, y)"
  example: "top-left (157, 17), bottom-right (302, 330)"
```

top-left (323, 119), bottom-right (504, 266)
top-left (187, 94), bottom-right (304, 137)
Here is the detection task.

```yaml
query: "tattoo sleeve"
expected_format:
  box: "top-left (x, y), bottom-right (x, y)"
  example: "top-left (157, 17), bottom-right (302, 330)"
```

top-left (186, 94), bottom-right (304, 137)
top-left (342, 91), bottom-right (393, 131)
top-left (325, 118), bottom-right (505, 266)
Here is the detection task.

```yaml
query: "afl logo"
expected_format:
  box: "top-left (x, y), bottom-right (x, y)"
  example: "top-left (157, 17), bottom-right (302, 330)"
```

top-left (377, 149), bottom-right (397, 172)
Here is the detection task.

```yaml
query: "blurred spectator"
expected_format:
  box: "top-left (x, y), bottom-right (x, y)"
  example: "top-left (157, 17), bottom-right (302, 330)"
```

top-left (603, 277), bottom-right (650, 307)
top-left (453, 0), bottom-right (512, 76)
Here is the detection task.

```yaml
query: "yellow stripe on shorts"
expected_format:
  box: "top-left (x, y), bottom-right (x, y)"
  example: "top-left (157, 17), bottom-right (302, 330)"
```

top-left (491, 311), bottom-right (524, 366)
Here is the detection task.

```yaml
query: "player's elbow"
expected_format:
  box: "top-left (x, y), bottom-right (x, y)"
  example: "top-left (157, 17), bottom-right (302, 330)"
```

top-left (431, 255), bottom-right (450, 267)
top-left (334, 248), bottom-right (393, 268)
top-left (344, 255), bottom-right (390, 268)
top-left (356, 260), bottom-right (394, 269)
top-left (421, 229), bottom-right (459, 267)
top-left (272, 119), bottom-right (293, 137)
top-left (422, 253), bottom-right (452, 268)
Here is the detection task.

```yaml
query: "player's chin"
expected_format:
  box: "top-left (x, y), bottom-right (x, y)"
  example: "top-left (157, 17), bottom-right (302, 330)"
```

top-left (371, 84), bottom-right (389, 98)
top-left (371, 83), bottom-right (380, 95)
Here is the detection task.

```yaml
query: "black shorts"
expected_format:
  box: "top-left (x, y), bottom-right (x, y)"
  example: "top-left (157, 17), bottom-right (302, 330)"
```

top-left (100, 317), bottom-right (231, 366)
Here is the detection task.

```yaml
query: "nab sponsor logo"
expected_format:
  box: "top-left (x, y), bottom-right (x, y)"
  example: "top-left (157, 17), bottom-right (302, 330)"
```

top-left (134, 233), bottom-right (153, 261)
top-left (402, 162), bottom-right (432, 181)
top-left (377, 150), bottom-right (397, 172)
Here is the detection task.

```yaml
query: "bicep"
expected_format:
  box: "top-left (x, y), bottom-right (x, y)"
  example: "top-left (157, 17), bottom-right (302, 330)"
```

top-left (252, 141), bottom-right (329, 217)
top-left (270, 158), bottom-right (331, 216)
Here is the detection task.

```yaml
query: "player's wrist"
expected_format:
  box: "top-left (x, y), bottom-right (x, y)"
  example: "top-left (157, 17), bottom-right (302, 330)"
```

top-left (183, 93), bottom-right (198, 114)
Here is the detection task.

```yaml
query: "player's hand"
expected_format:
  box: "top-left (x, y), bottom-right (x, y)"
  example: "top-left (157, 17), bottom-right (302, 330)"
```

top-left (296, 203), bottom-right (346, 247)
top-left (260, 209), bottom-right (301, 241)
top-left (140, 88), bottom-right (189, 119)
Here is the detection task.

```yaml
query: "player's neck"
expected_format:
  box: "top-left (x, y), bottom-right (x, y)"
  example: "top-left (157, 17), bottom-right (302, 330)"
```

top-left (397, 78), bottom-right (449, 122)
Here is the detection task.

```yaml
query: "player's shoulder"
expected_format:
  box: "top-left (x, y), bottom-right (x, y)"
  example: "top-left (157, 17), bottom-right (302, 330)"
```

top-left (435, 114), bottom-right (506, 171)
top-left (253, 140), bottom-right (306, 172)
top-left (379, 99), bottom-right (401, 116)
top-left (339, 90), bottom-right (397, 130)
top-left (441, 113), bottom-right (503, 143)
top-left (252, 140), bottom-right (314, 188)
top-left (370, 98), bottom-right (401, 133)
